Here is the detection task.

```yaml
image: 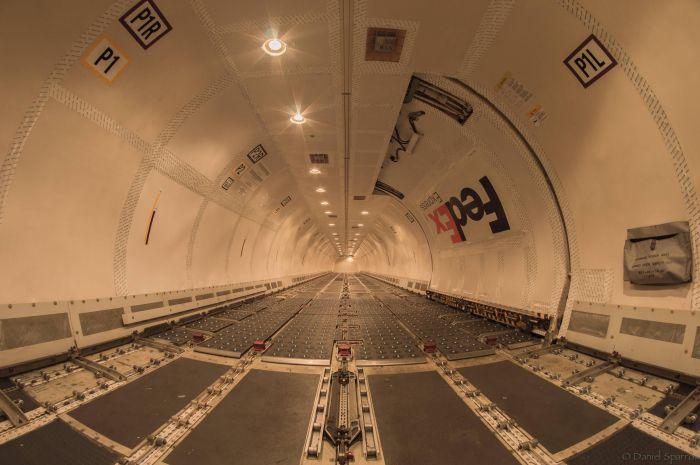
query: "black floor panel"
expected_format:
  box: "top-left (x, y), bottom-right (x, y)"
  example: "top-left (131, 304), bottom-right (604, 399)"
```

top-left (567, 425), bottom-right (697, 465)
top-left (458, 360), bottom-right (618, 453)
top-left (68, 357), bottom-right (229, 448)
top-left (368, 370), bottom-right (519, 465)
top-left (0, 419), bottom-right (120, 465)
top-left (165, 369), bottom-right (319, 465)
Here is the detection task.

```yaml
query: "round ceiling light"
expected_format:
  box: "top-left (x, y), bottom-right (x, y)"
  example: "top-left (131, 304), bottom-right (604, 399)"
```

top-left (290, 111), bottom-right (305, 124)
top-left (360, 210), bottom-right (369, 215)
top-left (262, 38), bottom-right (287, 56)
top-left (320, 201), bottom-right (329, 205)
top-left (329, 223), bottom-right (335, 226)
top-left (309, 168), bottom-right (321, 175)
top-left (315, 187), bottom-right (326, 193)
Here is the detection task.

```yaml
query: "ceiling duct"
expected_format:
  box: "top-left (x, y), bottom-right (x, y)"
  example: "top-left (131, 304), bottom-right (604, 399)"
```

top-left (365, 28), bottom-right (406, 62)
top-left (405, 76), bottom-right (473, 125)
top-left (309, 153), bottom-right (329, 164)
top-left (373, 180), bottom-right (405, 199)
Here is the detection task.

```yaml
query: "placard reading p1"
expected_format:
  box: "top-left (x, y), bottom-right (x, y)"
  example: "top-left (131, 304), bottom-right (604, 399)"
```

top-left (82, 35), bottom-right (130, 84)
top-left (564, 34), bottom-right (617, 88)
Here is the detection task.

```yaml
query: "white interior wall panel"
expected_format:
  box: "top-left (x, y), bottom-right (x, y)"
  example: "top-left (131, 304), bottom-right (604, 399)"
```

top-left (1, 0), bottom-right (699, 376)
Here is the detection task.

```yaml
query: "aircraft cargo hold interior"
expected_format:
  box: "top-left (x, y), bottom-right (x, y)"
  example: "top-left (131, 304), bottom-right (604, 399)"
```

top-left (1, 1), bottom-right (700, 464)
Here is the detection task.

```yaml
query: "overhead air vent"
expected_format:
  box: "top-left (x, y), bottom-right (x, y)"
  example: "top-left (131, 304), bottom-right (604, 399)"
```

top-left (373, 180), bottom-right (405, 199)
top-left (309, 153), bottom-right (329, 164)
top-left (365, 28), bottom-right (406, 62)
top-left (353, 195), bottom-right (366, 200)
top-left (405, 76), bottom-right (473, 125)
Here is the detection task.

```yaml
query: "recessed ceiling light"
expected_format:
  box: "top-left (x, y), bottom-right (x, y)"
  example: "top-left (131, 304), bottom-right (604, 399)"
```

top-left (332, 233), bottom-right (338, 236)
top-left (357, 223), bottom-right (364, 227)
top-left (361, 210), bottom-right (369, 215)
top-left (329, 223), bottom-right (335, 226)
top-left (320, 201), bottom-right (329, 205)
top-left (315, 187), bottom-right (326, 193)
top-left (355, 233), bottom-right (360, 236)
top-left (309, 168), bottom-right (321, 175)
top-left (262, 38), bottom-right (287, 56)
top-left (290, 111), bottom-right (305, 124)
top-left (324, 211), bottom-right (332, 215)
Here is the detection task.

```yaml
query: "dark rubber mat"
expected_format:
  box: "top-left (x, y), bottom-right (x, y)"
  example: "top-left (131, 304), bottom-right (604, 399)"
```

top-left (458, 360), bottom-right (617, 453)
top-left (165, 369), bottom-right (319, 465)
top-left (0, 419), bottom-right (120, 465)
top-left (368, 370), bottom-right (518, 465)
top-left (567, 424), bottom-right (698, 465)
top-left (68, 357), bottom-right (229, 448)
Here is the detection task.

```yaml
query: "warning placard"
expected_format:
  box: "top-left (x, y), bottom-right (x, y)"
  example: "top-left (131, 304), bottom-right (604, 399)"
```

top-left (564, 34), bottom-right (617, 88)
top-left (82, 35), bottom-right (130, 84)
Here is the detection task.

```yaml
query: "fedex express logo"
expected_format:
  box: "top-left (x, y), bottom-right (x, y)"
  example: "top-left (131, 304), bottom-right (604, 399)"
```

top-left (427, 176), bottom-right (510, 243)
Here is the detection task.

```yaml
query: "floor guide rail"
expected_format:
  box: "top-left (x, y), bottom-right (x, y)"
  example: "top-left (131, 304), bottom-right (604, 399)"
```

top-left (0, 273), bottom-right (697, 464)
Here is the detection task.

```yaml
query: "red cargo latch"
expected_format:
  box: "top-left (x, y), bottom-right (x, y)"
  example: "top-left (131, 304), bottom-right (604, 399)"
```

top-left (338, 343), bottom-right (352, 357)
top-left (423, 341), bottom-right (437, 353)
top-left (253, 340), bottom-right (267, 351)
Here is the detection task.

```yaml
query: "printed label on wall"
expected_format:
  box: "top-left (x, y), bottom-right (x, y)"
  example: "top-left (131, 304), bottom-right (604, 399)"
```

top-left (120, 0), bottom-right (173, 50)
top-left (424, 175), bottom-right (510, 244)
top-left (246, 144), bottom-right (268, 164)
top-left (564, 34), bottom-right (617, 88)
top-left (495, 72), bottom-right (548, 127)
top-left (226, 160), bottom-right (271, 196)
top-left (82, 35), bottom-right (130, 84)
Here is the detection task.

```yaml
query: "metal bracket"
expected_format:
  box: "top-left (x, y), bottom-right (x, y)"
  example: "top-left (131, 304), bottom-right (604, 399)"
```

top-left (135, 336), bottom-right (184, 354)
top-left (0, 389), bottom-right (29, 427)
top-left (71, 356), bottom-right (126, 382)
top-left (562, 361), bottom-right (618, 386)
top-left (660, 387), bottom-right (700, 433)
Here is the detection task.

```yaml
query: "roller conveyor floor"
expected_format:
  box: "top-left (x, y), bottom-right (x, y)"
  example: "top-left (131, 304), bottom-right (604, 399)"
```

top-left (367, 370), bottom-right (520, 465)
top-left (1, 273), bottom-right (696, 465)
top-left (164, 369), bottom-right (319, 465)
top-left (0, 419), bottom-right (120, 465)
top-left (67, 357), bottom-right (229, 449)
top-left (457, 360), bottom-right (619, 453)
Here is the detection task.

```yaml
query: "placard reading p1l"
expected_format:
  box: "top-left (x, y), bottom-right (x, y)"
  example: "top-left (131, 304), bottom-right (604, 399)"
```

top-left (564, 34), bottom-right (617, 88)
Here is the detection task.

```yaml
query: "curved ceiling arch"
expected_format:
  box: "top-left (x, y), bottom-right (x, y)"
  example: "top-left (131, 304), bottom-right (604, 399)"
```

top-left (0, 0), bottom-right (699, 375)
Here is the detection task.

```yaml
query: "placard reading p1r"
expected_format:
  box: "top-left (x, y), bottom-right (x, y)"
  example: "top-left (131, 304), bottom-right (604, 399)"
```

top-left (120, 0), bottom-right (172, 50)
top-left (564, 34), bottom-right (617, 88)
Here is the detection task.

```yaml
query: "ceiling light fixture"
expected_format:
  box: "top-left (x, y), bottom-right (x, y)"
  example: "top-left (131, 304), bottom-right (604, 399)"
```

top-left (315, 187), bottom-right (326, 193)
top-left (357, 223), bottom-right (364, 227)
top-left (309, 168), bottom-right (321, 175)
top-left (329, 223), bottom-right (335, 226)
top-left (320, 201), bottom-right (329, 205)
top-left (290, 111), bottom-right (306, 124)
top-left (262, 38), bottom-right (287, 56)
top-left (324, 211), bottom-right (332, 215)
top-left (360, 210), bottom-right (369, 215)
